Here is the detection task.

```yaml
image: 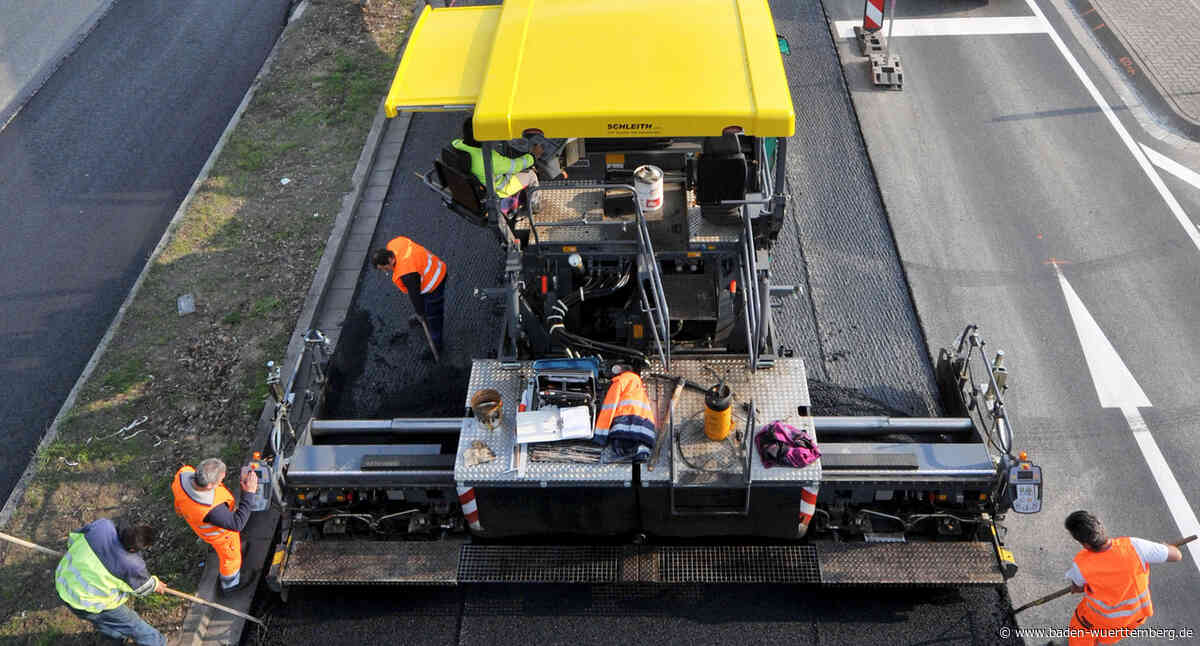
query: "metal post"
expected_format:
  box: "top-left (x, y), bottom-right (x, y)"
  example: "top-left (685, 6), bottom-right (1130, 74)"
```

top-left (883, 0), bottom-right (897, 61)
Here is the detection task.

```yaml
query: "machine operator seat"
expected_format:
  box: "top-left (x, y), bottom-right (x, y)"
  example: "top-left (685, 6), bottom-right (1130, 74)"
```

top-left (695, 133), bottom-right (748, 225)
top-left (434, 146), bottom-right (522, 227)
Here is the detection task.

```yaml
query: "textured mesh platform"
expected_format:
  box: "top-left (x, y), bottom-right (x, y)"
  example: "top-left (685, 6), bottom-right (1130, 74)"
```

top-left (281, 540), bottom-right (1002, 586)
top-left (458, 544), bottom-right (820, 584)
top-left (817, 541), bottom-right (1004, 585)
top-left (280, 539), bottom-right (463, 585)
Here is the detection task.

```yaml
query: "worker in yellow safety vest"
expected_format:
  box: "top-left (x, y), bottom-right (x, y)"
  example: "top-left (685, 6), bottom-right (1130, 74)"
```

top-left (172, 458), bottom-right (259, 594)
top-left (452, 116), bottom-right (543, 211)
top-left (1059, 510), bottom-right (1182, 645)
top-left (373, 236), bottom-right (448, 358)
top-left (55, 517), bottom-right (167, 646)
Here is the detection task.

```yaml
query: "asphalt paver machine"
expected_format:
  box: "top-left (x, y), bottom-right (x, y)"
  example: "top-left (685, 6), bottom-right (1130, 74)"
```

top-left (267, 0), bottom-right (1043, 595)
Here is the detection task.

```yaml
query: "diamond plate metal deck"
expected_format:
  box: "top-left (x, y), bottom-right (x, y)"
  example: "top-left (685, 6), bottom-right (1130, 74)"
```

top-left (816, 541), bottom-right (1004, 586)
top-left (280, 539), bottom-right (463, 585)
top-left (642, 358), bottom-right (819, 485)
top-left (457, 360), bottom-right (633, 486)
top-left (519, 187), bottom-right (637, 243)
top-left (685, 191), bottom-right (742, 245)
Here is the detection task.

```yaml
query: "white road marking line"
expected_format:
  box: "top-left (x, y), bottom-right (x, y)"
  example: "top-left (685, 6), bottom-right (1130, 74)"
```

top-left (832, 17), bottom-right (1047, 40)
top-left (1122, 407), bottom-right (1200, 567)
top-left (1055, 265), bottom-right (1200, 571)
top-left (1024, 0), bottom-right (1200, 253)
top-left (1142, 144), bottom-right (1200, 192)
top-left (1055, 266), bottom-right (1150, 408)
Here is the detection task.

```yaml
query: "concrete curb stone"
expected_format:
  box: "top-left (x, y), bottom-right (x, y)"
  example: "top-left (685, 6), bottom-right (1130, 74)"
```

top-left (1073, 0), bottom-right (1200, 141)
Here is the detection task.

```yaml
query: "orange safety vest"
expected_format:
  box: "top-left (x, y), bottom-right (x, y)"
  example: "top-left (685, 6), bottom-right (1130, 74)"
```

top-left (1073, 537), bottom-right (1153, 634)
top-left (387, 237), bottom-right (446, 295)
top-left (594, 371), bottom-right (657, 446)
top-left (172, 466), bottom-right (237, 544)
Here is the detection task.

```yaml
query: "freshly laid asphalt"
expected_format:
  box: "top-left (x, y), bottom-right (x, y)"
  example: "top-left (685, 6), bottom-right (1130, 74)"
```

top-left (0, 0), bottom-right (291, 501)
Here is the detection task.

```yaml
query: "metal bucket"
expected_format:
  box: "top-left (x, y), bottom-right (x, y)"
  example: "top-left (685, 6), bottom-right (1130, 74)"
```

top-left (470, 389), bottom-right (503, 430)
top-left (633, 165), bottom-right (663, 211)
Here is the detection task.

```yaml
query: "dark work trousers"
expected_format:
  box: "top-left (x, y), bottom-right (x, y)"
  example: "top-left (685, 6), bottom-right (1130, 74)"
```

top-left (423, 273), bottom-right (447, 351)
top-left (68, 603), bottom-right (165, 646)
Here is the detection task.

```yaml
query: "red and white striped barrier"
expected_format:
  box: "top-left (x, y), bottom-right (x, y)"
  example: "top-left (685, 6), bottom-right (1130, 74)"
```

top-left (457, 486), bottom-right (483, 532)
top-left (797, 485), bottom-right (819, 538)
top-left (862, 0), bottom-right (884, 32)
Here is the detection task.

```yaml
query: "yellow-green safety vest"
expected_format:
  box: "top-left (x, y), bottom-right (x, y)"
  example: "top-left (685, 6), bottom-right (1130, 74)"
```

top-left (55, 532), bottom-right (134, 613)
top-left (451, 139), bottom-right (534, 198)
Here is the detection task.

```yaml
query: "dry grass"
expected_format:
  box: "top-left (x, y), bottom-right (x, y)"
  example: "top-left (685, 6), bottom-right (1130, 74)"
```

top-left (0, 0), bottom-right (412, 642)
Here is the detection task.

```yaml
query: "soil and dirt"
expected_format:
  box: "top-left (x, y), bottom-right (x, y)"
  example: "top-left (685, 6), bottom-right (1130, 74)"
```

top-left (0, 1), bottom-right (413, 642)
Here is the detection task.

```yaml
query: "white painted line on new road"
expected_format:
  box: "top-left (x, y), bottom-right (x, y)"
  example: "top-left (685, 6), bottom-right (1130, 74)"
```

top-left (1055, 265), bottom-right (1200, 570)
top-left (832, 16), bottom-right (1047, 40)
top-left (1024, 0), bottom-right (1200, 254)
top-left (1141, 144), bottom-right (1200, 192)
top-left (1054, 266), bottom-right (1150, 408)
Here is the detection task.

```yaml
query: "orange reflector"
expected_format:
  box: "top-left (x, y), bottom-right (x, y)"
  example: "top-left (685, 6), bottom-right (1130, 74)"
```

top-left (687, 251), bottom-right (701, 258)
top-left (978, 493), bottom-right (987, 501)
top-left (605, 153), bottom-right (625, 168)
top-left (562, 246), bottom-right (577, 253)
top-left (632, 324), bottom-right (644, 339)
top-left (729, 280), bottom-right (737, 294)
top-left (335, 495), bottom-right (345, 502)
top-left (1018, 451), bottom-right (1027, 461)
top-left (297, 494), bottom-right (306, 500)
top-left (935, 493), bottom-right (948, 502)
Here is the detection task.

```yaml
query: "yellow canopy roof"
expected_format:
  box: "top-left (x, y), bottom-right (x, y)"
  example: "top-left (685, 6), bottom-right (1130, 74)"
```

top-left (385, 0), bottom-right (795, 139)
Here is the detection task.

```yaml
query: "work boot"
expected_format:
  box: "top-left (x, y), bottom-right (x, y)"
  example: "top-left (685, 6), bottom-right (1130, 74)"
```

top-left (219, 569), bottom-right (259, 596)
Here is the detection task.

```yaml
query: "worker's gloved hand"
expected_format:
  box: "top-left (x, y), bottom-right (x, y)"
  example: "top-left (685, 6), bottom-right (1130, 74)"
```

top-left (241, 470), bottom-right (259, 493)
top-left (155, 578), bottom-right (167, 594)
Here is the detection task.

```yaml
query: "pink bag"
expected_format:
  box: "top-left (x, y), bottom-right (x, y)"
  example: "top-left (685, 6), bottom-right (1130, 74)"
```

top-left (755, 420), bottom-right (821, 468)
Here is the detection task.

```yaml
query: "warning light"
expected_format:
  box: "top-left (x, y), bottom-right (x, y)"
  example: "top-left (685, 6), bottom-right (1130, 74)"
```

top-left (1018, 451), bottom-right (1027, 461)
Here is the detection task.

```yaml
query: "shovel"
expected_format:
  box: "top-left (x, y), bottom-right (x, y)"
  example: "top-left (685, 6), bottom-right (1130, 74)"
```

top-left (1013, 534), bottom-right (1196, 615)
top-left (0, 531), bottom-right (265, 626)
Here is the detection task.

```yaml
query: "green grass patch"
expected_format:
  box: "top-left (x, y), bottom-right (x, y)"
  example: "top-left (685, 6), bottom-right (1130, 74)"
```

top-left (317, 54), bottom-right (389, 125)
top-left (251, 295), bottom-right (281, 317)
top-left (230, 137), bottom-right (269, 172)
top-left (101, 358), bottom-right (146, 393)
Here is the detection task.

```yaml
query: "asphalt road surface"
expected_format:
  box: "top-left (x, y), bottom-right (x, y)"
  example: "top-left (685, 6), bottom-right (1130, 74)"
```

top-left (826, 0), bottom-right (1200, 641)
top-left (0, 0), bottom-right (291, 500)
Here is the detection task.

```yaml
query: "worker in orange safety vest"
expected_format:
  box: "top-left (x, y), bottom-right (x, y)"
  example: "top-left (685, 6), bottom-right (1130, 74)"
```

top-left (1059, 510), bottom-right (1182, 645)
top-left (373, 236), bottom-right (448, 358)
top-left (171, 459), bottom-right (259, 594)
top-left (593, 366), bottom-right (656, 461)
